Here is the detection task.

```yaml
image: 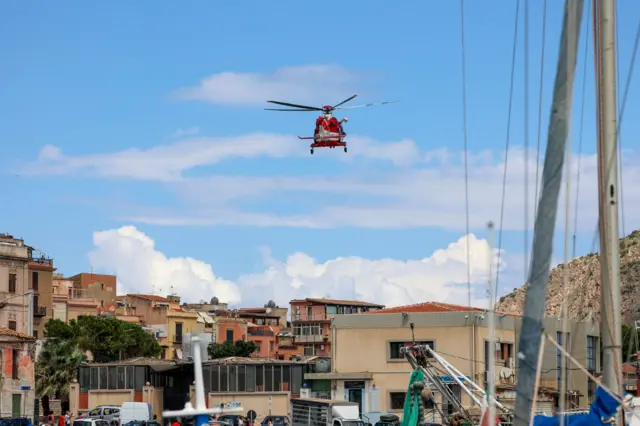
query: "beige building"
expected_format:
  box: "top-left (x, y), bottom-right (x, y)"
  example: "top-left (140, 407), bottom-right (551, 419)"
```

top-left (304, 302), bottom-right (600, 416)
top-left (0, 233), bottom-right (57, 338)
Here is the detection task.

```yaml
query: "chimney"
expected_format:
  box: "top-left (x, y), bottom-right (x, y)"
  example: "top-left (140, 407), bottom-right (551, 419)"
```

top-left (167, 295), bottom-right (181, 304)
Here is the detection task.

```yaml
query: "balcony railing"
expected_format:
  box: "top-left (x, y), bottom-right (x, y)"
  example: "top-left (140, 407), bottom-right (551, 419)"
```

top-left (30, 256), bottom-right (53, 266)
top-left (69, 288), bottom-right (92, 300)
top-left (292, 313), bottom-right (334, 321)
top-left (34, 306), bottom-right (46, 317)
top-left (248, 329), bottom-right (275, 337)
top-left (293, 335), bottom-right (329, 343)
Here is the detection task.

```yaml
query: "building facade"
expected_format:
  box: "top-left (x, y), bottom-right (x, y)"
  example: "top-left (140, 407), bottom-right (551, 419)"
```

top-left (289, 298), bottom-right (384, 358)
top-left (305, 302), bottom-right (600, 415)
top-left (0, 234), bottom-right (57, 338)
top-left (0, 327), bottom-right (37, 418)
top-left (120, 294), bottom-right (199, 359)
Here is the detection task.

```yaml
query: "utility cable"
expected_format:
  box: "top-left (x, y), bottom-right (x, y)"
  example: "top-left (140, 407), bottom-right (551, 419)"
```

top-left (523, 0), bottom-right (530, 284)
top-left (459, 0), bottom-right (472, 309)
top-left (494, 0), bottom-right (521, 295)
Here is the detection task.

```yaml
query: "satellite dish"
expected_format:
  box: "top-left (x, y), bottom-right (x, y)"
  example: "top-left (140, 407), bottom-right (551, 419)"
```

top-left (265, 308), bottom-right (272, 314)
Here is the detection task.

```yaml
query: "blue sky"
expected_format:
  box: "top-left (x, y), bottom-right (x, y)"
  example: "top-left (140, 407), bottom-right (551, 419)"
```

top-left (1, 1), bottom-right (638, 308)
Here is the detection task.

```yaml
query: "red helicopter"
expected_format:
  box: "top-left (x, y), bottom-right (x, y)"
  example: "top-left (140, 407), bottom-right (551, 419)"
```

top-left (265, 95), bottom-right (398, 154)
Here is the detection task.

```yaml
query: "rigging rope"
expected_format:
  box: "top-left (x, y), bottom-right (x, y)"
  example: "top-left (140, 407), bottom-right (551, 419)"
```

top-left (494, 0), bottom-right (521, 295)
top-left (572, 0), bottom-right (592, 260)
top-left (532, 0), bottom-right (547, 257)
top-left (614, 2), bottom-right (625, 239)
top-left (459, 0), bottom-right (472, 309)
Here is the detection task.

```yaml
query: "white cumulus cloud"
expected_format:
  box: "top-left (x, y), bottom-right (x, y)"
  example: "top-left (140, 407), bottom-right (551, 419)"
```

top-left (20, 133), bottom-right (421, 181)
top-left (173, 64), bottom-right (365, 107)
top-left (89, 226), bottom-right (505, 309)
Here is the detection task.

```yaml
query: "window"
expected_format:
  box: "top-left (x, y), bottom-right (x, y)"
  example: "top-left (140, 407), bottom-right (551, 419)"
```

top-left (175, 323), bottom-right (183, 343)
top-left (8, 321), bottom-right (17, 331)
top-left (226, 328), bottom-right (234, 342)
top-left (388, 340), bottom-right (434, 360)
top-left (389, 392), bottom-right (407, 410)
top-left (293, 324), bottom-right (322, 336)
top-left (12, 348), bottom-right (19, 379)
top-left (326, 306), bottom-right (337, 315)
top-left (8, 273), bottom-right (16, 293)
top-left (32, 272), bottom-right (39, 290)
top-left (556, 331), bottom-right (571, 384)
top-left (306, 306), bottom-right (312, 319)
top-left (586, 336), bottom-right (596, 371)
top-left (88, 409), bottom-right (101, 417)
top-left (303, 345), bottom-right (316, 356)
top-left (33, 330), bottom-right (38, 339)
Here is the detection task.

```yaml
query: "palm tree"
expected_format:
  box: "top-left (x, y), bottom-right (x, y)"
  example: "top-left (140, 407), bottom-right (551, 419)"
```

top-left (36, 339), bottom-right (87, 403)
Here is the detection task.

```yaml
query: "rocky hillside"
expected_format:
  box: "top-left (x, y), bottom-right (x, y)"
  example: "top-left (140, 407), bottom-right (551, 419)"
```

top-left (496, 230), bottom-right (640, 323)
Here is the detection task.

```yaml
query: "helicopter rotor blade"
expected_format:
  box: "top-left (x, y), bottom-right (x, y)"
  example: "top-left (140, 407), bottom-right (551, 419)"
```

top-left (335, 100), bottom-right (401, 110)
top-left (332, 94), bottom-right (358, 109)
top-left (266, 100), bottom-right (323, 111)
top-left (264, 108), bottom-right (318, 111)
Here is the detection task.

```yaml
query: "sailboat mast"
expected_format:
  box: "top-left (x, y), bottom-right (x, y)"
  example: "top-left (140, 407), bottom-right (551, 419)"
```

top-left (512, 1), bottom-right (584, 425)
top-left (595, 0), bottom-right (623, 410)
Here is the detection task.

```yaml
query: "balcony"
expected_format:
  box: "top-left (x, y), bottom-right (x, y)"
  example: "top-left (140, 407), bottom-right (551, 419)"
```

top-left (34, 306), bottom-right (46, 317)
top-left (292, 313), bottom-right (333, 322)
top-left (293, 335), bottom-right (329, 343)
top-left (29, 256), bottom-right (53, 266)
top-left (69, 288), bottom-right (92, 300)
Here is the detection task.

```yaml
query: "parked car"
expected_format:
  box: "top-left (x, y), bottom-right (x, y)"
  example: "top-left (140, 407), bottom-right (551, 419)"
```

top-left (261, 416), bottom-right (290, 426)
top-left (74, 419), bottom-right (112, 426)
top-left (217, 415), bottom-right (248, 426)
top-left (84, 406), bottom-right (121, 426)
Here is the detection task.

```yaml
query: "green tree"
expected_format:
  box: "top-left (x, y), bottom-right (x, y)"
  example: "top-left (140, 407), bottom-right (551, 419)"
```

top-left (208, 340), bottom-right (258, 359)
top-left (36, 339), bottom-right (86, 403)
top-left (42, 316), bottom-right (162, 363)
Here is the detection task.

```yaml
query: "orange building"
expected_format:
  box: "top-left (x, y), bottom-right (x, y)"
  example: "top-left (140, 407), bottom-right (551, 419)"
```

top-left (67, 273), bottom-right (118, 311)
top-left (238, 309), bottom-right (282, 359)
top-left (289, 298), bottom-right (384, 357)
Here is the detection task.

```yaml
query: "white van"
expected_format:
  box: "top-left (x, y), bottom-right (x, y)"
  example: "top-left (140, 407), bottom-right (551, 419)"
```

top-left (119, 402), bottom-right (153, 425)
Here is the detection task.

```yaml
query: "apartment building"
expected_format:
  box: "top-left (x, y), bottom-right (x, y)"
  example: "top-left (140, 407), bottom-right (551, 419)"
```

top-left (237, 309), bottom-right (282, 358)
top-left (121, 294), bottom-right (199, 359)
top-left (304, 302), bottom-right (600, 415)
top-left (289, 298), bottom-right (384, 357)
top-left (0, 327), bottom-right (37, 418)
top-left (0, 234), bottom-right (55, 337)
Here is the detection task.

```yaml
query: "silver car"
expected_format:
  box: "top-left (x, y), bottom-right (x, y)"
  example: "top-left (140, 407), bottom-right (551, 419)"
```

top-left (85, 406), bottom-right (121, 426)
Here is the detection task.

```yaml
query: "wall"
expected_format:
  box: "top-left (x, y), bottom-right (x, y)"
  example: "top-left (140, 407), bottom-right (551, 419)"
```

top-left (29, 265), bottom-right (54, 338)
top-left (215, 318), bottom-right (248, 343)
top-left (0, 340), bottom-right (36, 418)
top-left (331, 311), bottom-right (520, 413)
top-left (167, 311), bottom-right (199, 353)
top-left (88, 390), bottom-right (136, 408)
top-left (69, 274), bottom-right (117, 311)
top-left (127, 296), bottom-right (168, 328)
